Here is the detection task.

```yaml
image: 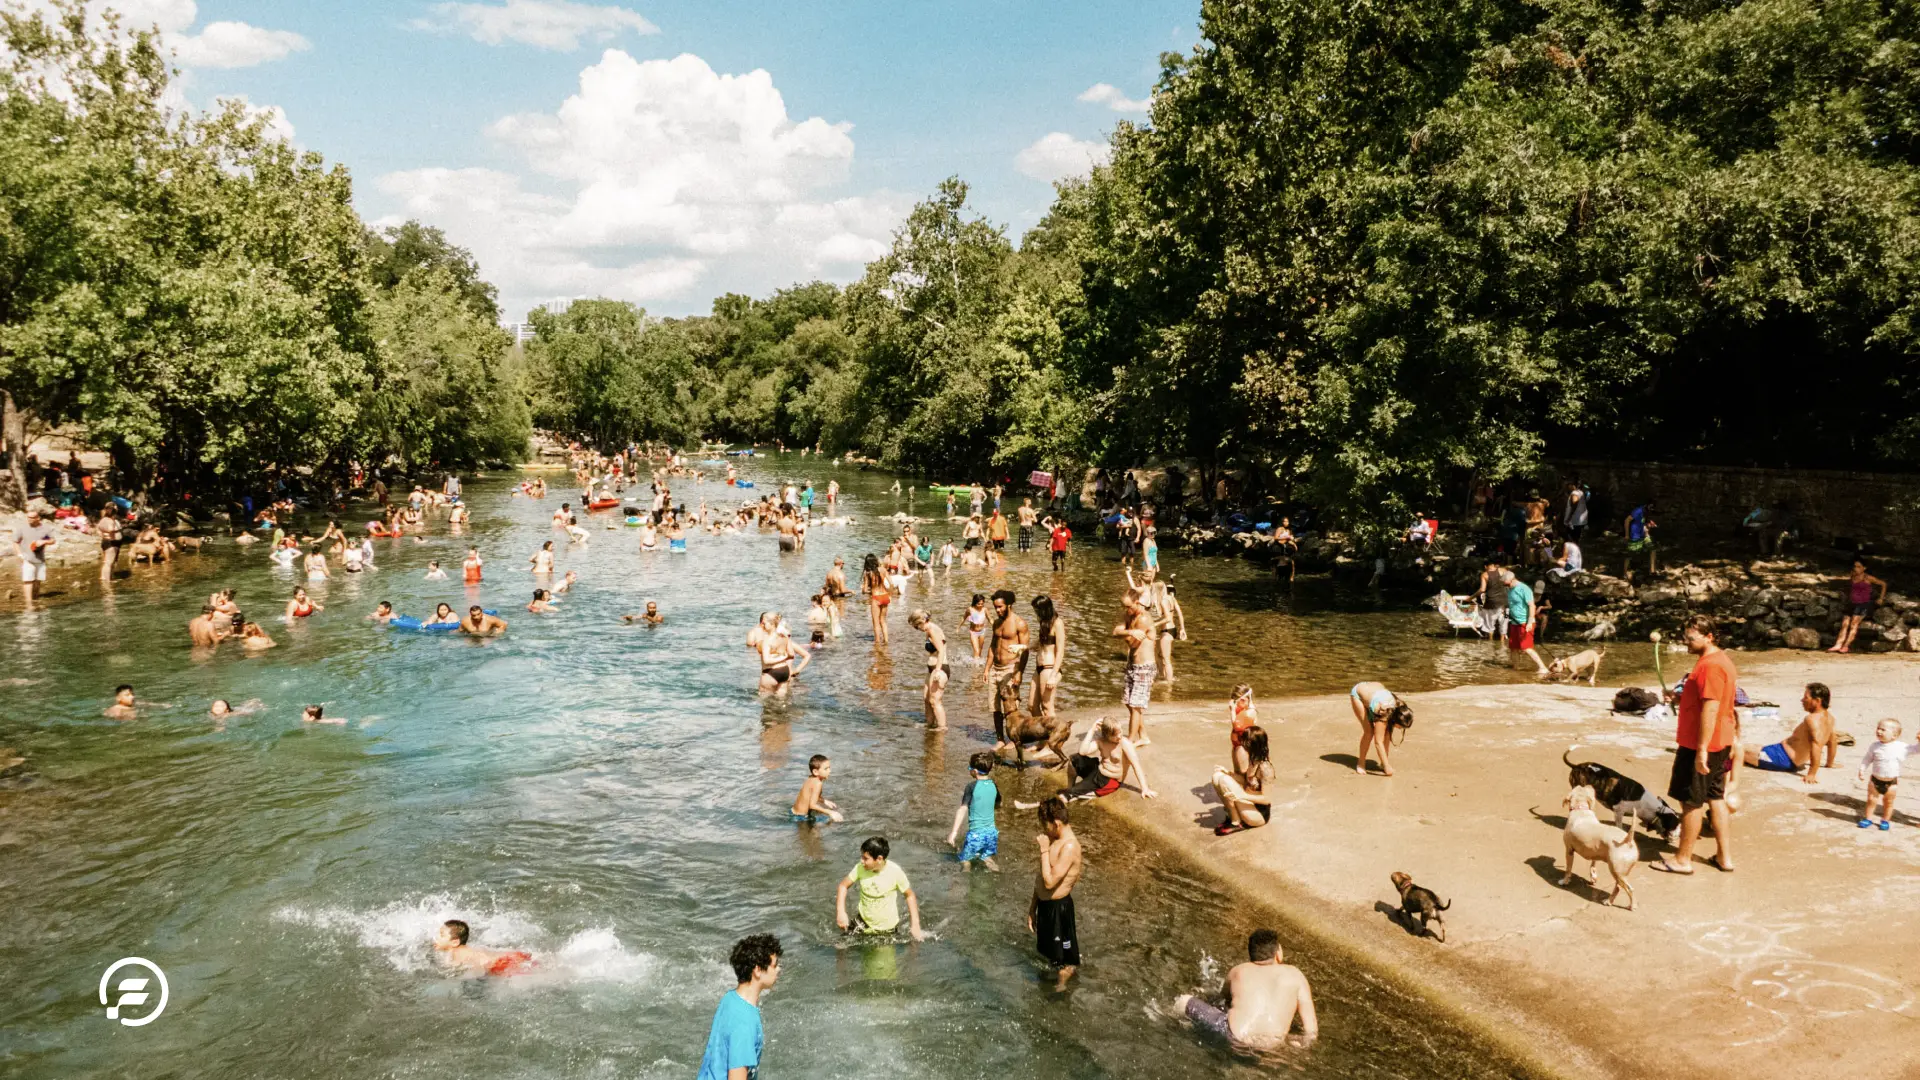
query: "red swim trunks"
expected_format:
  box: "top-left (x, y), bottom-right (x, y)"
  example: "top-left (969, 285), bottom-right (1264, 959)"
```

top-left (487, 950), bottom-right (534, 977)
top-left (1507, 624), bottom-right (1535, 651)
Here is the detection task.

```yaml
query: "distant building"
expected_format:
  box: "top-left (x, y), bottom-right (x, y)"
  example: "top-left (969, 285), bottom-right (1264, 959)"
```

top-left (504, 322), bottom-right (538, 345)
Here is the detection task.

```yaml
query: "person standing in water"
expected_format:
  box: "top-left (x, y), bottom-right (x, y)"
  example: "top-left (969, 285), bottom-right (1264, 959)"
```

top-left (1114, 593), bottom-right (1156, 745)
top-left (908, 610), bottom-right (949, 730)
top-left (861, 554), bottom-right (891, 645)
top-left (1028, 795), bottom-right (1083, 990)
top-left (462, 547), bottom-right (484, 584)
top-left (1028, 595), bottom-right (1067, 722)
top-left (529, 540), bottom-right (556, 575)
top-left (988, 590), bottom-right (1030, 751)
top-left (696, 934), bottom-right (782, 1080)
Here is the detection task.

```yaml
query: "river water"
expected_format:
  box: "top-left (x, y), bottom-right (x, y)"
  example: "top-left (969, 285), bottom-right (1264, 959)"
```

top-left (0, 458), bottom-right (1550, 1079)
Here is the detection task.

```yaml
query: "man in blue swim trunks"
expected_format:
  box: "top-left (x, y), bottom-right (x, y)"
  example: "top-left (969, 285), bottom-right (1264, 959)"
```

top-left (1742, 683), bottom-right (1841, 783)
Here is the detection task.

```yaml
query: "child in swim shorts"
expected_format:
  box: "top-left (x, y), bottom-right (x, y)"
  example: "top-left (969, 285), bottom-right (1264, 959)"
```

top-left (946, 752), bottom-right (1000, 871)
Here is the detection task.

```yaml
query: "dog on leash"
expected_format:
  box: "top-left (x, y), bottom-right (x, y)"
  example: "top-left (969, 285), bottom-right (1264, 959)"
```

top-left (1546, 646), bottom-right (1606, 684)
top-left (1563, 748), bottom-right (1682, 841)
top-left (1560, 785), bottom-right (1638, 909)
top-left (1388, 871), bottom-right (1451, 942)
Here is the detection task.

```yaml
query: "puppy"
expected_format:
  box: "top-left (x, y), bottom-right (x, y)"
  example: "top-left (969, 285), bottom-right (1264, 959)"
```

top-left (1389, 871), bottom-right (1450, 942)
top-left (1546, 646), bottom-right (1606, 684)
top-left (1560, 785), bottom-right (1637, 909)
top-left (1563, 748), bottom-right (1682, 841)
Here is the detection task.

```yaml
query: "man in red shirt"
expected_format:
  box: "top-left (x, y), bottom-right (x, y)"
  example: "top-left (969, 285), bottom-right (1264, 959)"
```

top-left (1658, 615), bottom-right (1737, 874)
top-left (1044, 516), bottom-right (1073, 572)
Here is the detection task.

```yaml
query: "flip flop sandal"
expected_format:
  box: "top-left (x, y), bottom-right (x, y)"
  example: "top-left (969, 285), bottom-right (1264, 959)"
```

top-left (1651, 859), bottom-right (1694, 874)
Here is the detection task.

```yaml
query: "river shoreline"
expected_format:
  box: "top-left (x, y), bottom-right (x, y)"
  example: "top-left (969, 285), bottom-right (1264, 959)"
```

top-left (1061, 650), bottom-right (1920, 1079)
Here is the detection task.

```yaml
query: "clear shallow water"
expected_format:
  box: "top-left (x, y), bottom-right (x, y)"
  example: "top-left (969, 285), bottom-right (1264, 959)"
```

top-left (0, 459), bottom-right (1546, 1079)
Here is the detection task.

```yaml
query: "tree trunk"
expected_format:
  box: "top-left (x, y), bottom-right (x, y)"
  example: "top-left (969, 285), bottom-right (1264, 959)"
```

top-left (1, 391), bottom-right (26, 511)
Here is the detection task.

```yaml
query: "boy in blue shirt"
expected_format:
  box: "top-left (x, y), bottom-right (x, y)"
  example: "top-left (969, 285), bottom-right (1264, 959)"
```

top-left (946, 751), bottom-right (1001, 871)
top-left (697, 934), bottom-right (781, 1080)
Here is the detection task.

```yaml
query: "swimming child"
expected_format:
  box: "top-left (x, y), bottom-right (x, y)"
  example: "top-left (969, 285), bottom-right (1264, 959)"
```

top-left (424, 561), bottom-right (447, 581)
top-left (835, 836), bottom-right (925, 940)
top-left (556, 570), bottom-right (578, 594)
top-left (946, 751), bottom-right (1001, 871)
top-left (301, 704), bottom-right (346, 725)
top-left (370, 601), bottom-right (395, 622)
top-left (434, 919), bottom-right (533, 977)
top-left (528, 589), bottom-right (557, 613)
top-left (791, 754), bottom-right (845, 824)
top-left (1859, 718), bottom-right (1909, 829)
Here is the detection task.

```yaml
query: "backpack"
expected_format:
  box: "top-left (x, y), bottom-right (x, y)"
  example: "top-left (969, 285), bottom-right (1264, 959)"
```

top-left (1612, 687), bottom-right (1661, 713)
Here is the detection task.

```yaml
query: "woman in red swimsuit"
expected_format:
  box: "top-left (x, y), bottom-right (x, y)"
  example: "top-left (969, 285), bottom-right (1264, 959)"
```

top-left (284, 587), bottom-right (320, 619)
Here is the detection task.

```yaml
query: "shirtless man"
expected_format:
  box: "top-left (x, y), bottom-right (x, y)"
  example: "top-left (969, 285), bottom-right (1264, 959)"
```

top-left (1018, 717), bottom-right (1157, 806)
top-left (460, 606), bottom-right (508, 636)
top-left (104, 684), bottom-right (138, 721)
top-left (1017, 498), bottom-right (1038, 553)
top-left (776, 511), bottom-right (798, 553)
top-left (1113, 594), bottom-right (1157, 744)
top-left (988, 589), bottom-right (1030, 750)
top-left (1743, 682), bottom-right (1842, 783)
top-left (1130, 568), bottom-right (1187, 683)
top-left (433, 919), bottom-right (533, 978)
top-left (1027, 796), bottom-right (1083, 989)
top-left (824, 557), bottom-right (851, 627)
top-left (189, 604), bottom-right (230, 647)
top-left (1177, 929), bottom-right (1317, 1049)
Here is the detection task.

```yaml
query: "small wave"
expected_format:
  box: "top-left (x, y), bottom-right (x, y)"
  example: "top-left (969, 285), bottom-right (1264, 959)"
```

top-left (274, 894), bottom-right (655, 983)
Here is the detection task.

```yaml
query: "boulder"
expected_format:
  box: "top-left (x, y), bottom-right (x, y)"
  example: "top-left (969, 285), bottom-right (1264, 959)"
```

top-left (1783, 627), bottom-right (1822, 650)
top-left (1907, 628), bottom-right (1920, 652)
top-left (1637, 584), bottom-right (1679, 604)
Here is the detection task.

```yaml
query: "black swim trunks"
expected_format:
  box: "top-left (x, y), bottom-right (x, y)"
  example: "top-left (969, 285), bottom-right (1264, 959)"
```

top-left (1871, 776), bottom-right (1897, 795)
top-left (1034, 894), bottom-right (1080, 967)
top-left (1668, 746), bottom-right (1731, 805)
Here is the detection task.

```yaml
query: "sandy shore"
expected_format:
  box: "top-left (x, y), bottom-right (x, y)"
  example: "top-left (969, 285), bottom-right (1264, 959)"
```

top-left (1054, 650), bottom-right (1920, 1080)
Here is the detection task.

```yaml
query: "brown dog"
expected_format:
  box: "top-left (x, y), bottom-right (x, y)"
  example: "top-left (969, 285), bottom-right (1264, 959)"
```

top-left (1547, 646), bottom-right (1606, 685)
top-left (1389, 871), bottom-right (1450, 942)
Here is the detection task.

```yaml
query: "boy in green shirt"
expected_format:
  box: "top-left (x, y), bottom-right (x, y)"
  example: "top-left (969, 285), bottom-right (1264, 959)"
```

top-left (835, 836), bottom-right (926, 940)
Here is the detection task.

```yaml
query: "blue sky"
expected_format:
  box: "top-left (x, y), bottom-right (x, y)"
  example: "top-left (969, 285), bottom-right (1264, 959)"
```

top-left (116, 0), bottom-right (1198, 320)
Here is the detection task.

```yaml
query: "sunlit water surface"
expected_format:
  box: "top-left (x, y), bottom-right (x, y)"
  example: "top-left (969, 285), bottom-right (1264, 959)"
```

top-left (0, 457), bottom-right (1553, 1078)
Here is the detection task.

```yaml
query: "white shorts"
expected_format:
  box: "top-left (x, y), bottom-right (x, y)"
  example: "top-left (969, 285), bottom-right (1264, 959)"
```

top-left (20, 561), bottom-right (47, 583)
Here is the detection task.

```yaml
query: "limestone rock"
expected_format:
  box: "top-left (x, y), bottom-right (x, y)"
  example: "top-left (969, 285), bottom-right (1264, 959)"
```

top-left (1783, 627), bottom-right (1822, 649)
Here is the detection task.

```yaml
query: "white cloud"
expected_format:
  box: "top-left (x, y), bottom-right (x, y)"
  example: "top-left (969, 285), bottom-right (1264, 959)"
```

top-left (79, 1), bottom-right (308, 69)
top-left (1015, 132), bottom-right (1110, 183)
top-left (172, 21), bottom-right (308, 68)
top-left (412, 0), bottom-right (659, 51)
top-left (1077, 82), bottom-right (1149, 113)
top-left (376, 52), bottom-right (905, 317)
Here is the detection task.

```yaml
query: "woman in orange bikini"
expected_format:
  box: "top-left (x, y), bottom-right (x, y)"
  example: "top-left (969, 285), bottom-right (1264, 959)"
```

top-left (462, 547), bottom-right (484, 584)
top-left (861, 553), bottom-right (890, 645)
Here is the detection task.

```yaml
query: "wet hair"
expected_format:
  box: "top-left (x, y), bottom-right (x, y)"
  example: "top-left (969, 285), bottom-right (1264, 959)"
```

top-left (1683, 613), bottom-right (1718, 640)
top-left (304, 704), bottom-right (323, 720)
top-left (970, 593), bottom-right (986, 607)
top-left (211, 699), bottom-right (230, 712)
top-left (729, 933), bottom-right (782, 983)
top-left (534, 589), bottom-right (550, 601)
top-left (969, 751), bottom-right (995, 775)
top-left (469, 605), bottom-right (483, 614)
top-left (907, 609), bottom-right (929, 630)
top-left (443, 919), bottom-right (470, 945)
top-left (1248, 928), bottom-right (1281, 963)
top-left (863, 553), bottom-right (880, 573)
top-left (860, 835), bottom-right (890, 860)
top-left (1036, 794), bottom-right (1071, 829)
top-left (1806, 682), bottom-right (1831, 708)
top-left (201, 604), bottom-right (216, 614)
top-left (1031, 594), bottom-right (1056, 626)
top-left (1244, 726), bottom-right (1271, 765)
top-left (115, 684), bottom-right (133, 695)
top-left (990, 589), bottom-right (1016, 608)
top-left (1386, 701), bottom-right (1414, 739)
top-left (377, 601), bottom-right (392, 611)
top-left (808, 754), bottom-right (830, 775)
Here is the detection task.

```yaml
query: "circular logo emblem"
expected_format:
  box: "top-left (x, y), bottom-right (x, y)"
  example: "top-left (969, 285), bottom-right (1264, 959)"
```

top-left (99, 957), bottom-right (169, 1027)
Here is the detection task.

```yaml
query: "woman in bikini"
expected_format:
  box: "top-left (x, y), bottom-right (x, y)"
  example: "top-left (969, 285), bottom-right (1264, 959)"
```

top-left (1211, 725), bottom-right (1275, 834)
top-left (758, 616), bottom-right (808, 695)
top-left (303, 547), bottom-right (330, 581)
top-left (965, 594), bottom-right (989, 661)
top-left (1029, 594), bottom-right (1067, 720)
top-left (284, 587), bottom-right (321, 619)
top-left (862, 554), bottom-right (891, 645)
top-left (1350, 681), bottom-right (1414, 776)
top-left (908, 609), bottom-right (949, 729)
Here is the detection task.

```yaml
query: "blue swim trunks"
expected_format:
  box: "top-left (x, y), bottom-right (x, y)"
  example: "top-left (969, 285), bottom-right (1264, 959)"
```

top-left (958, 828), bottom-right (998, 862)
top-left (1755, 742), bottom-right (1801, 772)
top-left (790, 811), bottom-right (819, 824)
